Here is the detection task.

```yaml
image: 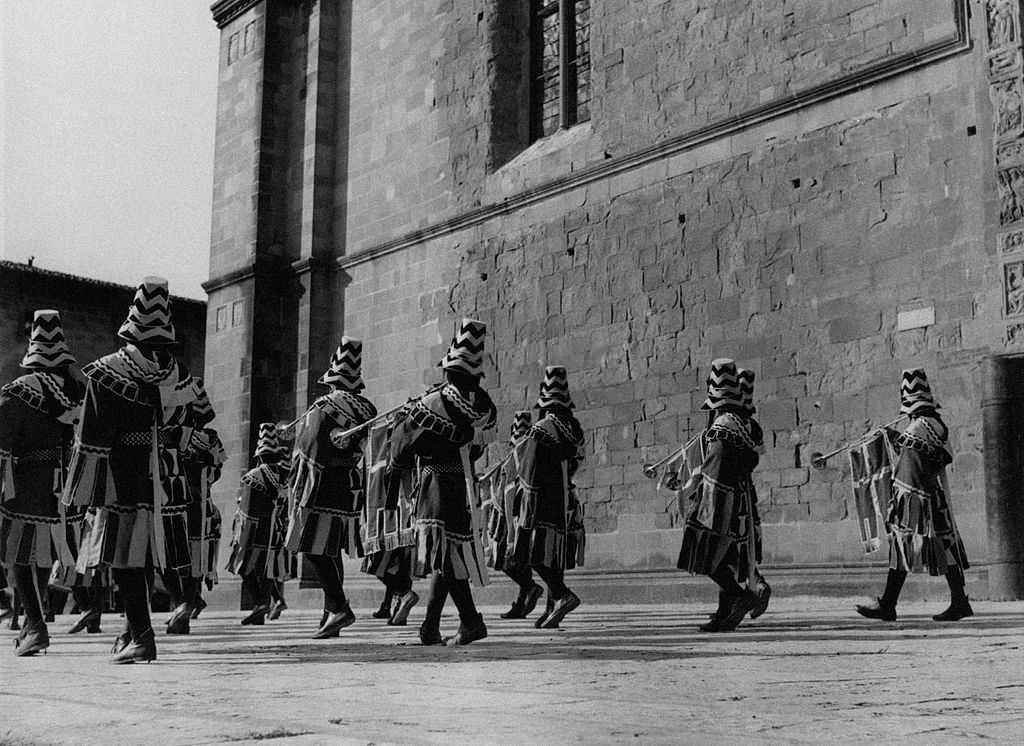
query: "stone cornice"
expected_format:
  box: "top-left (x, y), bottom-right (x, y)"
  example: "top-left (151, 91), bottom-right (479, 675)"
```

top-left (210, 0), bottom-right (263, 29)
top-left (290, 256), bottom-right (337, 276)
top-left (202, 254), bottom-right (297, 294)
top-left (337, 0), bottom-right (970, 271)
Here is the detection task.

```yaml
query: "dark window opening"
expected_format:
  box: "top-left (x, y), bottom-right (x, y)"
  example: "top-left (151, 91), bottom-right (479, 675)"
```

top-left (530, 0), bottom-right (591, 141)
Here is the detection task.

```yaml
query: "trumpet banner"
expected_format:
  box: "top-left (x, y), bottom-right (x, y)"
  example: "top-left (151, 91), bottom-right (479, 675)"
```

top-left (361, 419), bottom-right (416, 555)
top-left (659, 437), bottom-right (706, 506)
top-left (848, 429), bottom-right (896, 554)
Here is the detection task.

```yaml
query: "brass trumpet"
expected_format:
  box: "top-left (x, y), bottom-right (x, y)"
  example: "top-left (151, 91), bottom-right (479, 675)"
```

top-left (276, 383), bottom-right (443, 440)
top-left (641, 433), bottom-right (700, 480)
top-left (809, 415), bottom-right (907, 470)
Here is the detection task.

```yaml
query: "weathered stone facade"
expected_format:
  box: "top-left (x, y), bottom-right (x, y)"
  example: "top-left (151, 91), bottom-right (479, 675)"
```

top-left (1, 260), bottom-right (206, 386)
top-left (206, 0), bottom-right (1022, 590)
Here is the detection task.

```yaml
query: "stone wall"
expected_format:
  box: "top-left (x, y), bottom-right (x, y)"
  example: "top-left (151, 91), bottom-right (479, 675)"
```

top-left (209, 0), bottom-right (1011, 574)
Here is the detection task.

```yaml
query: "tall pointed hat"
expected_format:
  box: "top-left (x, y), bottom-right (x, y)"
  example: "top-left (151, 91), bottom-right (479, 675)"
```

top-left (737, 368), bottom-right (756, 415)
top-left (438, 318), bottom-right (486, 378)
top-left (900, 368), bottom-right (939, 414)
top-left (21, 309), bottom-right (76, 369)
top-left (701, 358), bottom-right (743, 411)
top-left (254, 422), bottom-right (288, 459)
top-left (535, 366), bottom-right (574, 409)
top-left (118, 276), bottom-right (176, 346)
top-left (320, 337), bottom-right (365, 391)
top-left (192, 378), bottom-right (216, 428)
top-left (510, 410), bottom-right (532, 445)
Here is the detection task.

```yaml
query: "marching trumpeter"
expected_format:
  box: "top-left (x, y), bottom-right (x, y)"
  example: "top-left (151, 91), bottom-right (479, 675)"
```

top-left (0, 310), bottom-right (84, 656)
top-left (361, 415), bottom-right (420, 627)
top-left (63, 277), bottom-right (205, 663)
top-left (676, 359), bottom-right (765, 632)
top-left (856, 369), bottom-right (972, 622)
top-left (227, 423), bottom-right (292, 625)
top-left (285, 338), bottom-right (376, 639)
top-left (487, 410), bottom-right (545, 620)
top-left (507, 369), bottom-right (586, 629)
top-left (179, 382), bottom-right (226, 623)
top-left (388, 318), bottom-right (496, 646)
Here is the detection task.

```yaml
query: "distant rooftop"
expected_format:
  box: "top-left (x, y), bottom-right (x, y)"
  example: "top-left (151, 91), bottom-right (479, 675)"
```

top-left (1, 259), bottom-right (205, 305)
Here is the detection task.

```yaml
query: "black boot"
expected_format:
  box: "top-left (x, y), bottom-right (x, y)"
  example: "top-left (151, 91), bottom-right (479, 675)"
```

top-left (699, 591), bottom-right (734, 632)
top-left (450, 613), bottom-right (487, 645)
top-left (749, 572), bottom-right (771, 620)
top-left (934, 567), bottom-right (973, 621)
top-left (856, 569), bottom-right (905, 622)
top-left (13, 622), bottom-right (49, 657)
top-left (110, 628), bottom-right (156, 664)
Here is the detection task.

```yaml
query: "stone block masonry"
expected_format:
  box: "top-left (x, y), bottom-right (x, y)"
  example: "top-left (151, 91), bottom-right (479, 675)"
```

top-left (207, 0), bottom-right (1004, 580)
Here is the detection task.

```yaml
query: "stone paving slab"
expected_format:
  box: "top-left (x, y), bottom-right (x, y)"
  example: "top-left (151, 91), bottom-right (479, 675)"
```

top-left (2, 598), bottom-right (1023, 744)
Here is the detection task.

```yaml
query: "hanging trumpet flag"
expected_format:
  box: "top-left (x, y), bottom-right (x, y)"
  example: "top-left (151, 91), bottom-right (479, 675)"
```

top-left (659, 435), bottom-right (706, 519)
top-left (361, 418), bottom-right (416, 562)
top-left (848, 429), bottom-right (897, 554)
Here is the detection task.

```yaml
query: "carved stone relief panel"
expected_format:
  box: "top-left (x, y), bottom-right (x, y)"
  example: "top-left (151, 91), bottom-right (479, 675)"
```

top-left (998, 166), bottom-right (1024, 225)
top-left (992, 77), bottom-right (1024, 141)
top-left (999, 228), bottom-right (1024, 253)
top-left (1005, 260), bottom-right (1024, 316)
top-left (987, 0), bottom-right (1021, 51)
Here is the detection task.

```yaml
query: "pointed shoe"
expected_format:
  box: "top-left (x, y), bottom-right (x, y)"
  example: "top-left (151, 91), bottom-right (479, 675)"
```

top-left (718, 588), bottom-right (760, 631)
top-left (499, 600), bottom-right (526, 620)
top-left (521, 584), bottom-right (545, 617)
top-left (14, 625), bottom-right (50, 657)
top-left (389, 591), bottom-right (420, 626)
top-left (372, 601), bottom-right (393, 619)
top-left (933, 598), bottom-right (974, 622)
top-left (110, 634), bottom-right (156, 665)
top-left (190, 598), bottom-right (208, 620)
top-left (749, 578), bottom-right (772, 620)
top-left (69, 609), bottom-right (103, 635)
top-left (268, 600), bottom-right (287, 621)
top-left (541, 592), bottom-right (581, 629)
top-left (312, 606), bottom-right (355, 639)
top-left (534, 598), bottom-right (555, 629)
top-left (419, 626), bottom-right (445, 646)
top-left (241, 606), bottom-right (268, 626)
top-left (166, 606), bottom-right (192, 635)
top-left (111, 631), bottom-right (132, 654)
top-left (856, 598), bottom-right (897, 622)
top-left (450, 615), bottom-right (488, 645)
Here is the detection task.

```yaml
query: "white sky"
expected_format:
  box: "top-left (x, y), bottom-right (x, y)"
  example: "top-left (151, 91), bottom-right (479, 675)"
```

top-left (1, 2), bottom-right (220, 300)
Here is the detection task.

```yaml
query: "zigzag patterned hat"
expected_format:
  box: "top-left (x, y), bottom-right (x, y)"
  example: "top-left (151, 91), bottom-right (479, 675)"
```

top-left (254, 422), bottom-right (288, 458)
top-left (900, 368), bottom-right (940, 414)
top-left (511, 410), bottom-right (532, 444)
top-left (737, 368), bottom-right (756, 415)
top-left (192, 377), bottom-right (216, 427)
top-left (320, 337), bottom-right (365, 391)
top-left (701, 358), bottom-right (743, 411)
top-left (438, 318), bottom-right (486, 378)
top-left (118, 276), bottom-right (176, 346)
top-left (535, 366), bottom-right (574, 409)
top-left (21, 309), bottom-right (76, 369)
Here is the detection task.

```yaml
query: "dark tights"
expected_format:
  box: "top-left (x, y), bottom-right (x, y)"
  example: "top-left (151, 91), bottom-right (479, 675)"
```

top-left (308, 555), bottom-right (348, 613)
top-left (71, 575), bottom-right (105, 614)
top-left (11, 565), bottom-right (48, 629)
top-left (503, 566), bottom-right (536, 596)
top-left (880, 565), bottom-right (967, 609)
top-left (269, 579), bottom-right (285, 604)
top-left (243, 573), bottom-right (271, 608)
top-left (422, 556), bottom-right (479, 629)
top-left (534, 566), bottom-right (569, 600)
top-left (159, 570), bottom-right (197, 610)
top-left (384, 550), bottom-right (414, 596)
top-left (709, 563), bottom-right (743, 598)
top-left (112, 568), bottom-right (154, 642)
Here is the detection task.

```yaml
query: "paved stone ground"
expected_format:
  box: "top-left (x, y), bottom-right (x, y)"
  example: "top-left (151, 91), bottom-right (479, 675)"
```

top-left (2, 598), bottom-right (1023, 744)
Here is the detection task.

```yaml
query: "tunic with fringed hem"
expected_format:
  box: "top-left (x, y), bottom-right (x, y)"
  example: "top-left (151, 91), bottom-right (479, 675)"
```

top-left (888, 416), bottom-right (969, 575)
top-left (227, 462), bottom-right (293, 580)
top-left (676, 412), bottom-right (763, 578)
top-left (184, 431), bottom-right (226, 584)
top-left (285, 389), bottom-right (377, 559)
top-left (0, 371), bottom-right (84, 570)
top-left (62, 346), bottom-right (203, 574)
top-left (388, 385), bottom-right (496, 581)
top-left (507, 413), bottom-right (586, 573)
top-left (360, 418), bottom-right (418, 580)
